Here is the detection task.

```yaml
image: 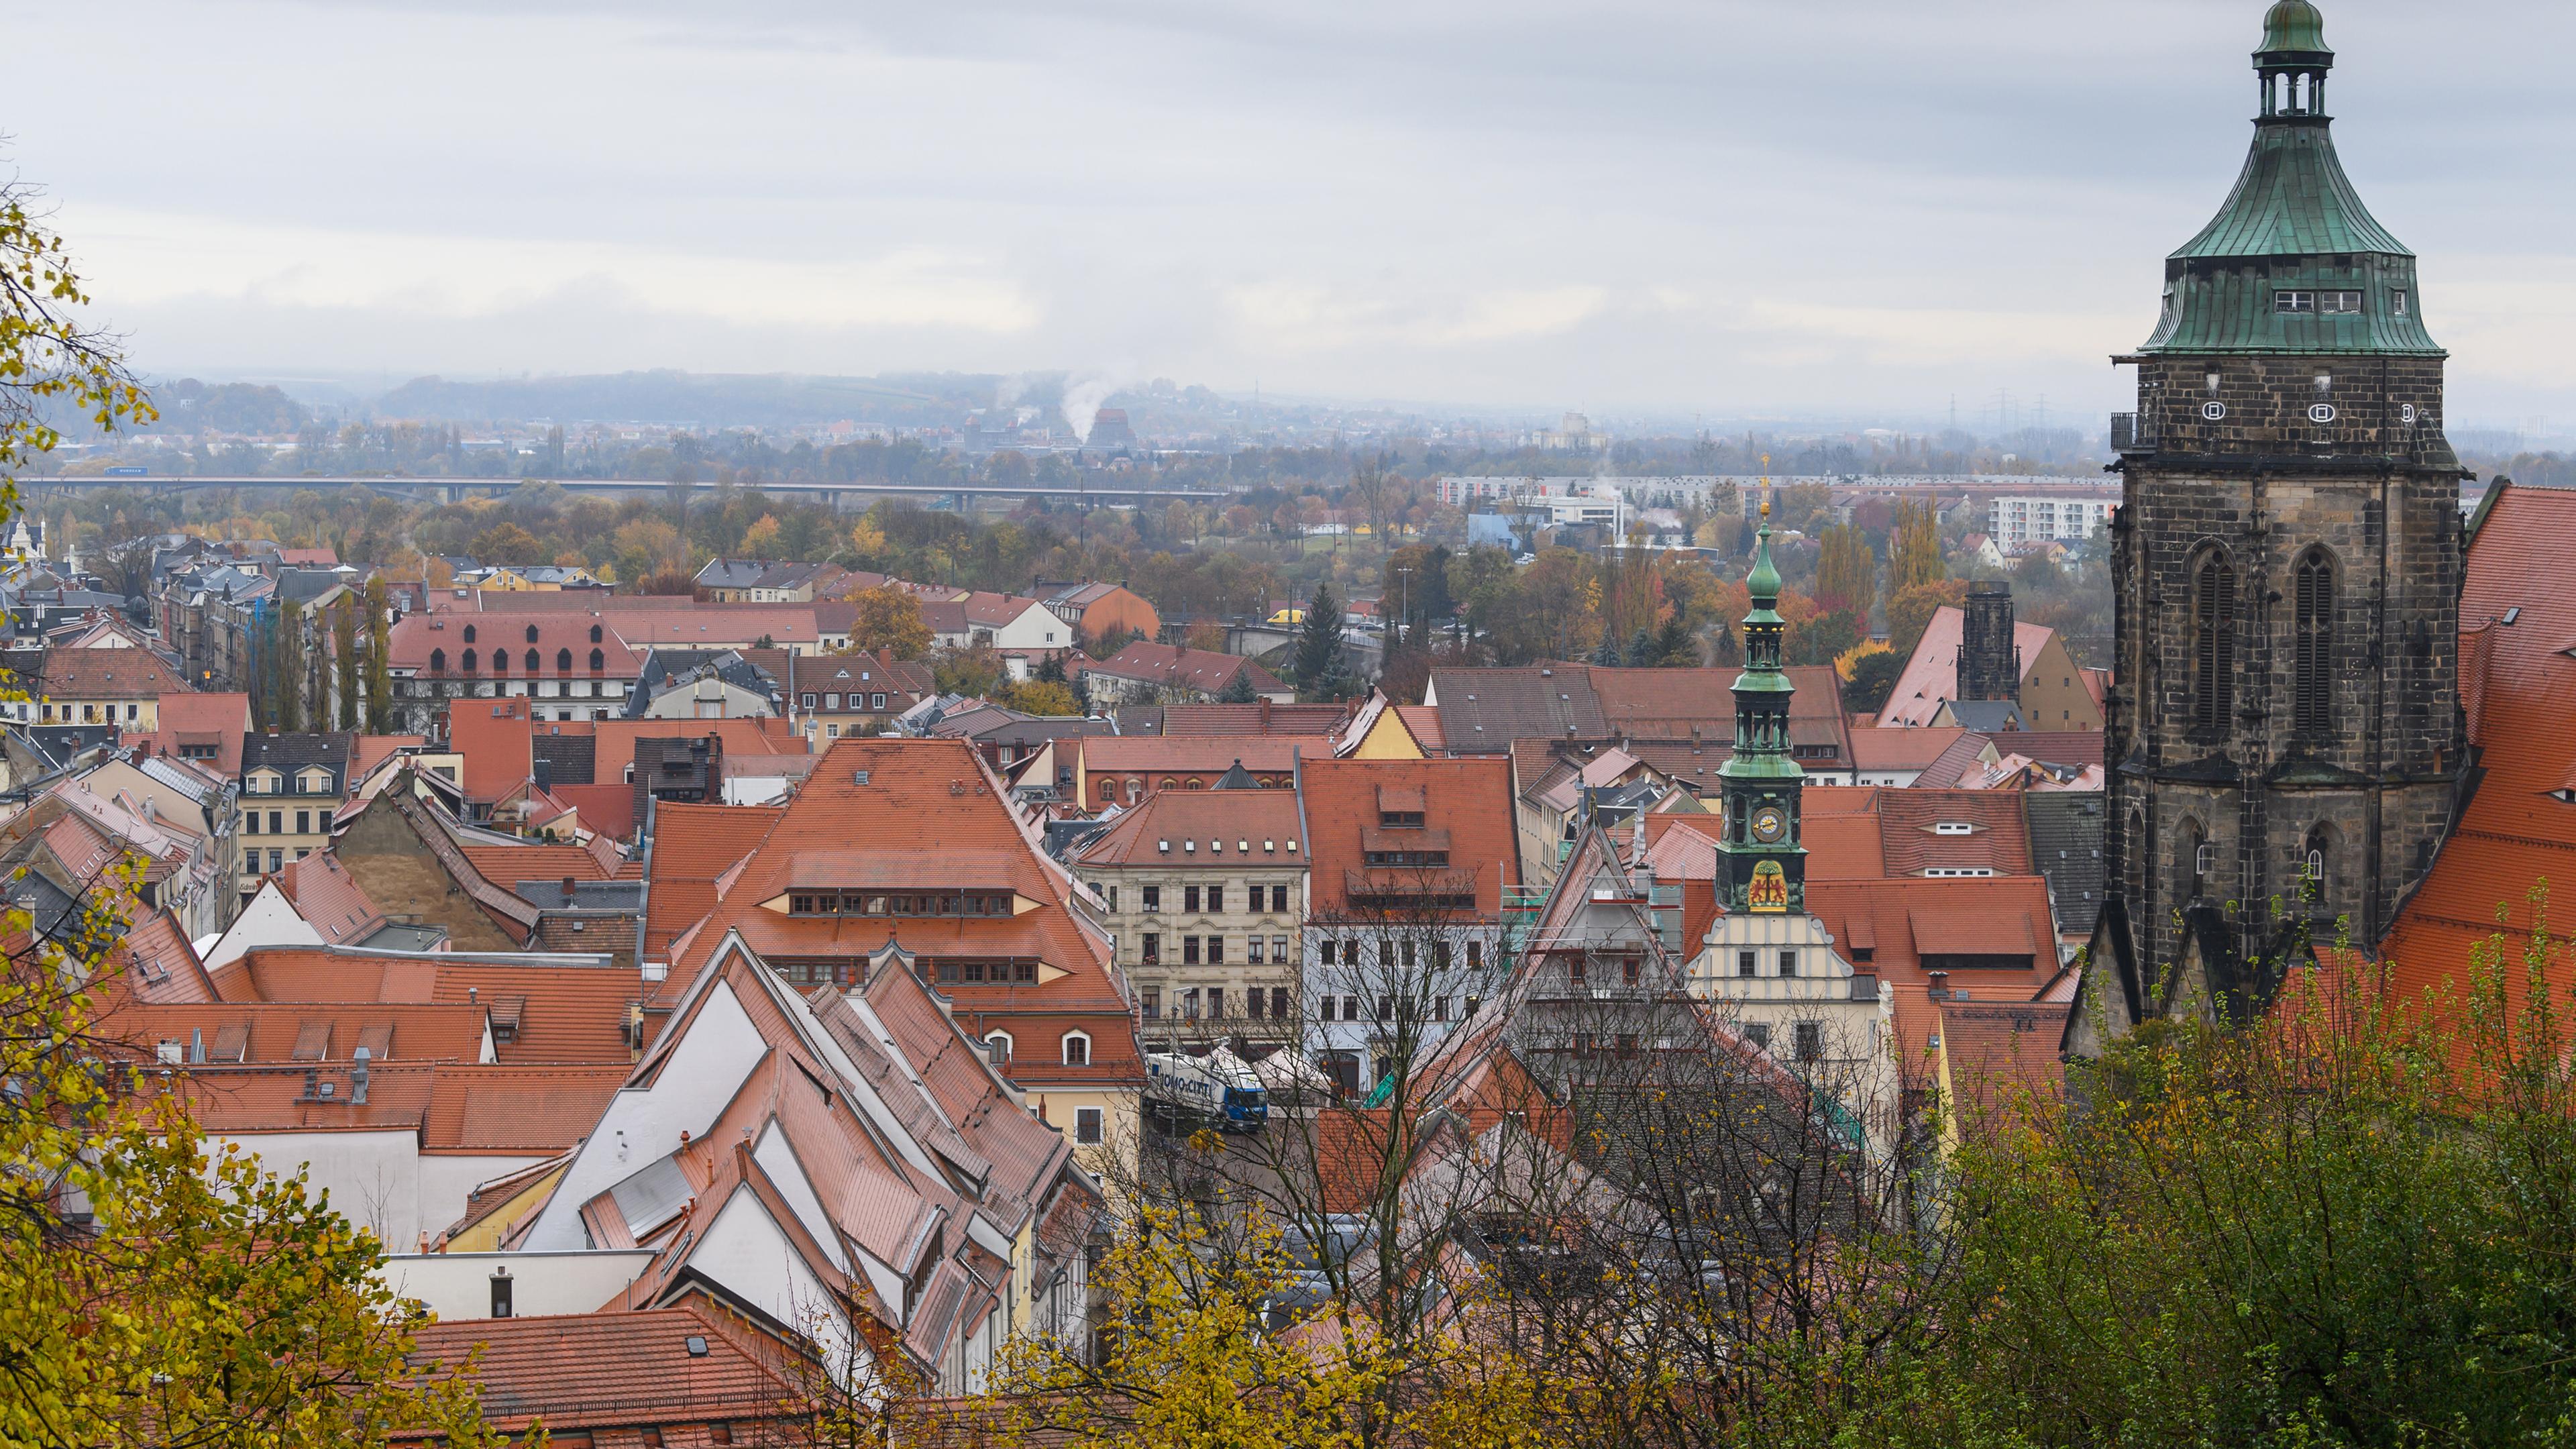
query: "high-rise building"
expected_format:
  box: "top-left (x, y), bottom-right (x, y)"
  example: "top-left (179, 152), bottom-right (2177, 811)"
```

top-left (2086, 1), bottom-right (2467, 1037)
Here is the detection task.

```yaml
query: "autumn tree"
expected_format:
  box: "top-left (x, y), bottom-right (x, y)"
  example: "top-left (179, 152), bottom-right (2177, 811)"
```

top-left (1888, 500), bottom-right (1946, 593)
top-left (470, 520), bottom-right (543, 564)
top-left (1000, 679), bottom-right (1081, 716)
top-left (1886, 578), bottom-right (1970, 663)
top-left (1, 844), bottom-right (508, 1449)
top-left (0, 172), bottom-right (155, 502)
top-left (842, 586), bottom-right (933, 659)
top-left (1813, 524), bottom-right (1876, 617)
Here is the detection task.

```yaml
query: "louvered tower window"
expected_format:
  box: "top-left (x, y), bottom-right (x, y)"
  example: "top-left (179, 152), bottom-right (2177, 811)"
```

top-left (2192, 556), bottom-right (2237, 733)
top-left (2293, 549), bottom-right (2334, 737)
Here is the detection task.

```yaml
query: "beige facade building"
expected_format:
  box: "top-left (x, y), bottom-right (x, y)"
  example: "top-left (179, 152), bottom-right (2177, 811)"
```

top-left (1073, 782), bottom-right (1307, 1042)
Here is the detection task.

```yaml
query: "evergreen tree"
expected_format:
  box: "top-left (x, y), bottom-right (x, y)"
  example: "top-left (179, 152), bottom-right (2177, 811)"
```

top-left (1626, 628), bottom-right (1654, 667)
top-left (362, 578), bottom-right (392, 733)
top-left (1293, 582), bottom-right (1342, 696)
top-left (1651, 612), bottom-right (1695, 667)
top-left (1216, 667), bottom-right (1259, 704)
top-left (331, 598), bottom-right (359, 730)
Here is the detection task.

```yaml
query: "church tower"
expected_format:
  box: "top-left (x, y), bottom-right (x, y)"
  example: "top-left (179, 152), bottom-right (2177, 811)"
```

top-left (2089, 1), bottom-right (2468, 1036)
top-left (1717, 490), bottom-right (1805, 916)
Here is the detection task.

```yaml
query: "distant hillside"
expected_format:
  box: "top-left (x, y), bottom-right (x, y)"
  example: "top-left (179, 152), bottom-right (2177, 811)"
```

top-left (140, 378), bottom-right (309, 435)
top-left (367, 370), bottom-right (1000, 429)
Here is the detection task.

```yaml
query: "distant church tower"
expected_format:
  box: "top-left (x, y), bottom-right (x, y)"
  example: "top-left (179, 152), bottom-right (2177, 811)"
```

top-left (2085, 1), bottom-right (2467, 1040)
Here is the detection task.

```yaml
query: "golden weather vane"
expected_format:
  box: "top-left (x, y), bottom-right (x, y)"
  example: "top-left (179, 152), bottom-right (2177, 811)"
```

top-left (1758, 453), bottom-right (1772, 519)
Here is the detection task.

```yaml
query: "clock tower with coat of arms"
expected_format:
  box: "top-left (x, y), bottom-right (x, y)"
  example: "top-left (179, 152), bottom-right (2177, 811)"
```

top-left (1717, 490), bottom-right (1806, 914)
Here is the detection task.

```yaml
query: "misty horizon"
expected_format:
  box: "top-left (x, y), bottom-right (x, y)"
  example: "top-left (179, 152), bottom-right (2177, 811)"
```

top-left (17, 1), bottom-right (2576, 434)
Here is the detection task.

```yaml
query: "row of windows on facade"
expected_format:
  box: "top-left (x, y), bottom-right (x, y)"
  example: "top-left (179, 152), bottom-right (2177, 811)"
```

top-left (402, 680), bottom-right (620, 700)
top-left (2270, 288), bottom-right (2406, 316)
top-left (1315, 992), bottom-right (1483, 1024)
top-left (240, 847), bottom-right (307, 877)
top-left (424, 647), bottom-right (609, 674)
top-left (771, 957), bottom-right (1038, 987)
top-left (1108, 883), bottom-right (1295, 915)
top-left (798, 691), bottom-right (891, 711)
top-left (785, 892), bottom-right (1014, 917)
top-left (1141, 984), bottom-right (1295, 1020)
top-left (2190, 549), bottom-right (2339, 738)
top-left (1741, 1020), bottom-right (1827, 1063)
top-left (2174, 824), bottom-right (2341, 897)
top-left (446, 623), bottom-right (607, 645)
top-left (1095, 776), bottom-right (1287, 802)
top-left (244, 810), bottom-right (322, 836)
top-left (1316, 937), bottom-right (1490, 971)
top-left (1135, 932), bottom-right (1291, 965)
top-left (42, 702), bottom-right (144, 724)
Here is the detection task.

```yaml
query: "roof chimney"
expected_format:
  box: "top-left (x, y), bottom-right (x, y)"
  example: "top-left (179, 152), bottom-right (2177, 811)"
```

top-left (350, 1046), bottom-right (371, 1104)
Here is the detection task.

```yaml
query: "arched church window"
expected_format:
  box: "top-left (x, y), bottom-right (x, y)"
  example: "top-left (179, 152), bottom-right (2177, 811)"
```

top-left (2294, 549), bottom-right (2334, 738)
top-left (2192, 554), bottom-right (2236, 734)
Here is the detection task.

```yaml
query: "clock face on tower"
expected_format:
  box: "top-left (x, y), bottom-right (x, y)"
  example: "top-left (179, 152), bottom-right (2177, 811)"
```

top-left (1750, 804), bottom-right (1787, 844)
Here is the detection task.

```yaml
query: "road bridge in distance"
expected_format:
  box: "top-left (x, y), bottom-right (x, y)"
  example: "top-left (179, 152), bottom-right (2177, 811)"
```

top-left (23, 474), bottom-right (1224, 506)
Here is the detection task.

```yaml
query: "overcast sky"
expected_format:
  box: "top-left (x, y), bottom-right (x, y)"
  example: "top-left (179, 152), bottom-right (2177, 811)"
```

top-left (14, 0), bottom-right (2575, 431)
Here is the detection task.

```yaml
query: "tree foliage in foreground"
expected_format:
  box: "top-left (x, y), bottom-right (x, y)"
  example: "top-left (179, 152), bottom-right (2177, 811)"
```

top-left (1, 864), bottom-right (508, 1449)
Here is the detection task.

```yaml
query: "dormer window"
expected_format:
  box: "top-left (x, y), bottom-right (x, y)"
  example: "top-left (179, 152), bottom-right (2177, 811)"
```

top-left (463, 625), bottom-right (477, 643)
top-left (2392, 289), bottom-right (2409, 316)
top-left (1933, 822), bottom-right (1974, 836)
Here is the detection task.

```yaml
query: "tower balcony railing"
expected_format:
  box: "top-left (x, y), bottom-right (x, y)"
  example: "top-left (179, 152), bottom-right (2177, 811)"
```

top-left (2110, 413), bottom-right (2157, 454)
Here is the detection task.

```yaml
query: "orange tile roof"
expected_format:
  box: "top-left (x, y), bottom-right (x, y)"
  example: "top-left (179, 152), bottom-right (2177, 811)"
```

top-left (1071, 789), bottom-right (1304, 867)
top-left (402, 1303), bottom-right (804, 1438)
top-left (1881, 606), bottom-right (2062, 729)
top-left (136, 692), bottom-right (253, 773)
top-left (1848, 724), bottom-right (1970, 772)
top-left (645, 802), bottom-right (787, 959)
top-left (213, 947), bottom-right (649, 1065)
top-left (101, 1002), bottom-right (490, 1065)
top-left (274, 852), bottom-right (388, 945)
top-left (39, 647), bottom-right (189, 700)
top-left (2381, 483), bottom-right (2576, 1022)
top-left (665, 738), bottom-right (1135, 1092)
top-left (1299, 756), bottom-right (1519, 915)
top-left (1394, 704), bottom-right (1446, 751)
top-left (1159, 702), bottom-right (1352, 735)
top-left (1075, 735), bottom-right (1329, 773)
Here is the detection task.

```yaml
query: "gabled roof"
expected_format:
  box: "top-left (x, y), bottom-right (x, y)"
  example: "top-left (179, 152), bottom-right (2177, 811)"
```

top-left (402, 1303), bottom-right (805, 1440)
top-left (1081, 641), bottom-right (1284, 695)
top-left (1880, 607), bottom-right (2064, 729)
top-left (211, 945), bottom-right (649, 1065)
top-left (1070, 789), bottom-right (1303, 867)
top-left (1160, 701), bottom-right (1352, 736)
top-left (1300, 756), bottom-right (1519, 916)
top-left (274, 851), bottom-right (389, 946)
top-left (40, 647), bottom-right (189, 700)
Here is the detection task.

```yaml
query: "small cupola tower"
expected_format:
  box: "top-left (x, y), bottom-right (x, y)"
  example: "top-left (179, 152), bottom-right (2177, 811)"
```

top-left (2255, 0), bottom-right (2332, 119)
top-left (1715, 482), bottom-right (1805, 917)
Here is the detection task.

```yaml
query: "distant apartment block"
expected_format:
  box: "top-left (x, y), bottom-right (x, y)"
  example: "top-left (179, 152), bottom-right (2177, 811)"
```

top-left (1990, 495), bottom-right (2115, 549)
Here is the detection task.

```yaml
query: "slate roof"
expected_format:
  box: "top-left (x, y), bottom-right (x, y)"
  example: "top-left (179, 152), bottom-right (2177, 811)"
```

top-left (241, 732), bottom-right (356, 789)
top-left (2024, 792), bottom-right (2107, 938)
top-left (1071, 789), bottom-right (1303, 867)
top-left (1427, 667), bottom-right (1607, 747)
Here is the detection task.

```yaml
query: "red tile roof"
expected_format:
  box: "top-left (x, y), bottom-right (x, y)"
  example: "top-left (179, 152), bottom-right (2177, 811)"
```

top-left (403, 1302), bottom-right (804, 1438)
top-left (136, 692), bottom-right (253, 773)
top-left (386, 612), bottom-right (645, 676)
top-left (1880, 606), bottom-right (2061, 729)
top-left (1299, 756), bottom-right (1519, 916)
top-left (274, 851), bottom-right (388, 945)
top-left (2381, 484), bottom-right (2576, 1022)
top-left (101, 1002), bottom-right (490, 1065)
top-left (644, 802), bottom-right (786, 959)
top-left (1075, 735), bottom-right (1327, 774)
top-left (1070, 789), bottom-right (1304, 867)
top-left (1159, 701), bottom-right (1352, 735)
top-left (211, 947), bottom-right (649, 1065)
top-left (664, 738), bottom-right (1136, 1092)
top-left (1081, 641), bottom-right (1285, 694)
top-left (1848, 725), bottom-right (1970, 772)
top-left (40, 647), bottom-right (189, 700)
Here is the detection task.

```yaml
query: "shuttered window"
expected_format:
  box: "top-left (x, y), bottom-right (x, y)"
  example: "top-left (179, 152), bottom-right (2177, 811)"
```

top-left (2192, 557), bottom-right (2236, 733)
top-left (2293, 551), bottom-right (2334, 737)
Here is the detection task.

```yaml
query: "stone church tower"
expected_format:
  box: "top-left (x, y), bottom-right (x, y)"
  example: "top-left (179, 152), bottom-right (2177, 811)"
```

top-left (2084, 0), bottom-right (2469, 1040)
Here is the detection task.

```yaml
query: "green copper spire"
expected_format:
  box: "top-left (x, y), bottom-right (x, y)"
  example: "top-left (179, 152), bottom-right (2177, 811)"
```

top-left (1717, 476), bottom-right (1803, 914)
top-left (2259, 0), bottom-right (2329, 56)
top-left (2139, 0), bottom-right (2437, 358)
